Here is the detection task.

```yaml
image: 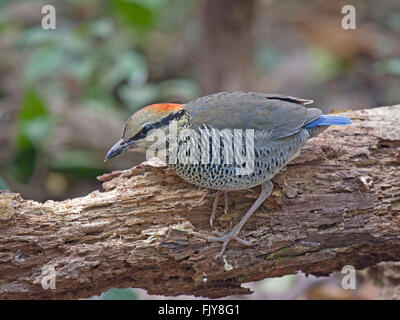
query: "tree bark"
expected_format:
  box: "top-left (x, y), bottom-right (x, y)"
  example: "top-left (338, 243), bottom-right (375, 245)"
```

top-left (1, 105), bottom-right (400, 299)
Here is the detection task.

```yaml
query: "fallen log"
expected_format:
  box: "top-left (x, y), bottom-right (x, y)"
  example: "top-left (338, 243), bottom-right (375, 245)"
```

top-left (1, 105), bottom-right (400, 299)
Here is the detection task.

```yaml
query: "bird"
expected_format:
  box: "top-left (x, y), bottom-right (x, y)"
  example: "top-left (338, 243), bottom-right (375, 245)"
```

top-left (105, 91), bottom-right (352, 259)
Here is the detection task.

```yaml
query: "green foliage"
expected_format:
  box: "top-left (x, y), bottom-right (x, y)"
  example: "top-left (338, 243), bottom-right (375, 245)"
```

top-left (50, 150), bottom-right (106, 177)
top-left (1, 0), bottom-right (198, 193)
top-left (119, 83), bottom-right (159, 112)
top-left (0, 0), bottom-right (12, 9)
top-left (17, 26), bottom-right (60, 47)
top-left (100, 288), bottom-right (138, 300)
top-left (17, 89), bottom-right (53, 148)
top-left (23, 46), bottom-right (67, 84)
top-left (101, 51), bottom-right (148, 90)
top-left (255, 46), bottom-right (283, 72)
top-left (158, 78), bottom-right (200, 101)
top-left (375, 58), bottom-right (400, 75)
top-left (386, 12), bottom-right (400, 32)
top-left (12, 88), bottom-right (53, 182)
top-left (110, 0), bottom-right (160, 30)
top-left (0, 177), bottom-right (9, 190)
top-left (310, 48), bottom-right (344, 82)
top-left (120, 78), bottom-right (200, 112)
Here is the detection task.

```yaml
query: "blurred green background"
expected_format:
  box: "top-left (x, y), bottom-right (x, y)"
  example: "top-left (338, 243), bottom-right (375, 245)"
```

top-left (0, 0), bottom-right (399, 299)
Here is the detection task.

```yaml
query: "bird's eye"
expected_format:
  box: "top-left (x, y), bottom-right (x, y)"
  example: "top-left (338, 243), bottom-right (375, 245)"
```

top-left (144, 124), bottom-right (152, 131)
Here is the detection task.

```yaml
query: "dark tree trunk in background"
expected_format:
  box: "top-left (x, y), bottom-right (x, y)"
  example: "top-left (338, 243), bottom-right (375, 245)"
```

top-left (196, 0), bottom-right (255, 94)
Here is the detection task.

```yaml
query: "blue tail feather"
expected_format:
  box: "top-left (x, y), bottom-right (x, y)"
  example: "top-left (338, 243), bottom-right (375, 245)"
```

top-left (304, 115), bottom-right (352, 128)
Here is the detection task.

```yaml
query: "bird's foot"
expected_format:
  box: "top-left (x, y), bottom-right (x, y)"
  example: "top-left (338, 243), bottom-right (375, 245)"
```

top-left (197, 191), bottom-right (216, 205)
top-left (200, 191), bottom-right (220, 199)
top-left (195, 229), bottom-right (253, 259)
top-left (197, 182), bottom-right (274, 260)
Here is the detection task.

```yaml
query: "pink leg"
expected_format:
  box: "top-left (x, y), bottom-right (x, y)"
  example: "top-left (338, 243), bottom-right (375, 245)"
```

top-left (209, 190), bottom-right (229, 227)
top-left (223, 191), bottom-right (228, 215)
top-left (197, 181), bottom-right (273, 259)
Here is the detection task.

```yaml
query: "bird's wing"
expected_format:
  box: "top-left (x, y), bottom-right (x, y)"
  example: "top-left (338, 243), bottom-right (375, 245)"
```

top-left (184, 91), bottom-right (322, 139)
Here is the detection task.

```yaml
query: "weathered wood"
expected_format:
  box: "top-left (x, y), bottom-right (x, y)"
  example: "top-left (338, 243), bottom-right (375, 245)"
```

top-left (1, 105), bottom-right (400, 299)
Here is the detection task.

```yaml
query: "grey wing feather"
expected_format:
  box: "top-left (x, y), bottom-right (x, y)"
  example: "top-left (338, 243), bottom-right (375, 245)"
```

top-left (184, 91), bottom-right (322, 139)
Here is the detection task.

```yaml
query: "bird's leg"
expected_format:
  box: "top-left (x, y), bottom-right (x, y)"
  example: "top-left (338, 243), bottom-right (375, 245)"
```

top-left (209, 190), bottom-right (222, 227)
top-left (209, 190), bottom-right (229, 227)
top-left (223, 191), bottom-right (229, 215)
top-left (198, 181), bottom-right (273, 259)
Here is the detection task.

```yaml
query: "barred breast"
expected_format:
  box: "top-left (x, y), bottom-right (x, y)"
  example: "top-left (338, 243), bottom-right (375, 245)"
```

top-left (167, 127), bottom-right (311, 190)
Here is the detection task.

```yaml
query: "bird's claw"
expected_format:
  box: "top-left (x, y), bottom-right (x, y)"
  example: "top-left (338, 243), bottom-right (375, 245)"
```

top-left (195, 229), bottom-right (254, 259)
top-left (211, 230), bottom-right (252, 246)
top-left (209, 214), bottom-right (216, 228)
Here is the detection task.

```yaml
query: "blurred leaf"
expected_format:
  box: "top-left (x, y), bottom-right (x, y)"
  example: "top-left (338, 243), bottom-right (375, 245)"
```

top-left (375, 58), bottom-right (400, 75)
top-left (387, 13), bottom-right (400, 32)
top-left (310, 47), bottom-right (343, 82)
top-left (50, 150), bottom-right (106, 177)
top-left (18, 27), bottom-right (58, 47)
top-left (255, 46), bottom-right (283, 72)
top-left (88, 18), bottom-right (115, 38)
top-left (58, 32), bottom-right (90, 54)
top-left (0, 177), bottom-right (10, 190)
top-left (19, 27), bottom-right (89, 55)
top-left (260, 275), bottom-right (296, 294)
top-left (17, 88), bottom-right (53, 149)
top-left (158, 78), bottom-right (199, 102)
top-left (12, 89), bottom-right (52, 182)
top-left (0, 0), bottom-right (12, 8)
top-left (111, 0), bottom-right (156, 29)
top-left (158, 0), bottom-right (195, 31)
top-left (100, 288), bottom-right (138, 300)
top-left (101, 51), bottom-right (148, 90)
top-left (19, 89), bottom-right (48, 119)
top-left (10, 145), bottom-right (36, 183)
top-left (19, 116), bottom-right (53, 148)
top-left (135, 0), bottom-right (165, 10)
top-left (23, 47), bottom-right (66, 84)
top-left (67, 57), bottom-right (97, 82)
top-left (119, 83), bottom-right (158, 111)
top-left (119, 78), bottom-right (199, 112)
top-left (83, 88), bottom-right (118, 111)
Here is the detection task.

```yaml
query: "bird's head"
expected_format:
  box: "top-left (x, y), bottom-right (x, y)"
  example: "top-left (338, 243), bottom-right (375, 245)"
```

top-left (105, 103), bottom-right (188, 161)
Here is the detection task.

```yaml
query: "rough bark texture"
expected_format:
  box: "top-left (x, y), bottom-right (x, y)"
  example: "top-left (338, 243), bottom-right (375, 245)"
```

top-left (0, 105), bottom-right (400, 299)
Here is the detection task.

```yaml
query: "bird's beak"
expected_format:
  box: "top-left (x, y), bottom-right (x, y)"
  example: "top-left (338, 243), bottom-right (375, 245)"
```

top-left (104, 139), bottom-right (134, 162)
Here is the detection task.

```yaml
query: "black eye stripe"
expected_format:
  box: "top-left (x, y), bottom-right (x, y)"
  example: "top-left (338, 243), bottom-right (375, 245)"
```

top-left (151, 109), bottom-right (185, 129)
top-left (127, 109), bottom-right (186, 142)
